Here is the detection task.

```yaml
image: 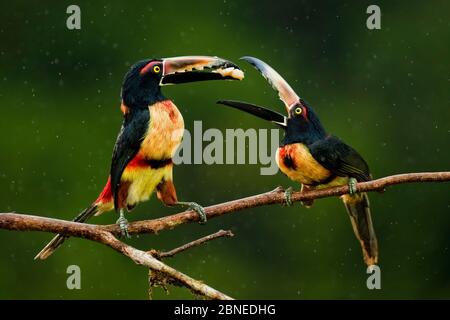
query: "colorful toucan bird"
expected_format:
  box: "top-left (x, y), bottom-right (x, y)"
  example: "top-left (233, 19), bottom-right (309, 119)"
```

top-left (218, 56), bottom-right (378, 266)
top-left (35, 56), bottom-right (244, 260)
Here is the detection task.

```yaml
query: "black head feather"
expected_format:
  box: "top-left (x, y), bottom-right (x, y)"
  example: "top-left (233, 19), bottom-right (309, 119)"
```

top-left (282, 100), bottom-right (327, 146)
top-left (121, 59), bottom-right (165, 109)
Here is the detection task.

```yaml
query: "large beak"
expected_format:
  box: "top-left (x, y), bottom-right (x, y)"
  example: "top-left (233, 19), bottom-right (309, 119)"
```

top-left (160, 56), bottom-right (244, 85)
top-left (240, 56), bottom-right (300, 113)
top-left (217, 100), bottom-right (287, 128)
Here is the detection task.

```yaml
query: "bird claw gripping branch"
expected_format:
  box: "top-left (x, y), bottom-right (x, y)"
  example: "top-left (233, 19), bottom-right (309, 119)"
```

top-left (283, 187), bottom-right (294, 206)
top-left (177, 201), bottom-right (207, 224)
top-left (116, 209), bottom-right (130, 238)
top-left (348, 177), bottom-right (358, 195)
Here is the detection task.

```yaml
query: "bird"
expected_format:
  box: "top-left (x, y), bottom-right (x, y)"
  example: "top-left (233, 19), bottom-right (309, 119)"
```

top-left (35, 56), bottom-right (244, 260)
top-left (217, 56), bottom-right (378, 266)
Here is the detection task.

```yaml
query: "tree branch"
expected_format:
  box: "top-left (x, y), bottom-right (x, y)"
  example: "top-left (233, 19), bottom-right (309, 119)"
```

top-left (151, 229), bottom-right (234, 259)
top-left (0, 171), bottom-right (449, 299)
top-left (100, 171), bottom-right (450, 236)
top-left (147, 230), bottom-right (234, 299)
top-left (0, 213), bottom-right (233, 300)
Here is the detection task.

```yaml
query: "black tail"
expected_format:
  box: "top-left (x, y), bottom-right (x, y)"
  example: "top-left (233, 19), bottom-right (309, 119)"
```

top-left (34, 204), bottom-right (98, 260)
top-left (342, 192), bottom-right (378, 266)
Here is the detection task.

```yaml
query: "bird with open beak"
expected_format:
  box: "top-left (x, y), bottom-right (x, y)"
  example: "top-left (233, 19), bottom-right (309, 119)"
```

top-left (35, 56), bottom-right (244, 260)
top-left (218, 56), bottom-right (378, 266)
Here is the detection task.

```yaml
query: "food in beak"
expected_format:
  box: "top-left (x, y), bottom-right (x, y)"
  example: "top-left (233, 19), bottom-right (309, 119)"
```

top-left (213, 67), bottom-right (244, 80)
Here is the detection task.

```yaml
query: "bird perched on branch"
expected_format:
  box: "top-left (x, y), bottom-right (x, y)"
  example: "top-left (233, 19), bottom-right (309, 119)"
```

top-left (35, 56), bottom-right (244, 260)
top-left (218, 56), bottom-right (378, 266)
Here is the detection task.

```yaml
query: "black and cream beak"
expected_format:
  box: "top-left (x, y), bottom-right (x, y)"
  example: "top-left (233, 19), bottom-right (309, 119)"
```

top-left (217, 56), bottom-right (311, 125)
top-left (160, 56), bottom-right (244, 85)
top-left (217, 100), bottom-right (287, 128)
top-left (240, 56), bottom-right (301, 113)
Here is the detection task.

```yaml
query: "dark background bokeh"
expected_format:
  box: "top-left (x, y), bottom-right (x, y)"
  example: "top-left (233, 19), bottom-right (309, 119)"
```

top-left (0, 0), bottom-right (449, 299)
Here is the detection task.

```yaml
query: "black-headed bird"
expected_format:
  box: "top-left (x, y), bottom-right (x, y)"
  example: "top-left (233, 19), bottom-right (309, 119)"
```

top-left (218, 56), bottom-right (378, 266)
top-left (35, 56), bottom-right (244, 260)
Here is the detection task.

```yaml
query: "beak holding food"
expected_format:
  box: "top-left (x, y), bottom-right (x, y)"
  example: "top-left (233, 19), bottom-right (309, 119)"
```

top-left (160, 56), bottom-right (244, 85)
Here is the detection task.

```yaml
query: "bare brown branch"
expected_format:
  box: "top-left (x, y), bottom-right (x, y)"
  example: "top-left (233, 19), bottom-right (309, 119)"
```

top-left (0, 171), bottom-right (449, 300)
top-left (152, 229), bottom-right (234, 259)
top-left (101, 171), bottom-right (450, 236)
top-left (0, 212), bottom-right (233, 300)
top-left (147, 229), bottom-right (234, 299)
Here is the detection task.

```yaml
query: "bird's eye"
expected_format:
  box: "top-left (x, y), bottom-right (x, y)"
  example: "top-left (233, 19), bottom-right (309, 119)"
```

top-left (153, 65), bottom-right (161, 73)
top-left (294, 107), bottom-right (302, 115)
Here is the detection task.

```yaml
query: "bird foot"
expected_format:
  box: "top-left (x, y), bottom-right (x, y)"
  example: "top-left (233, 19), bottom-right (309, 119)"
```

top-left (283, 187), bottom-right (293, 206)
top-left (178, 201), bottom-right (207, 224)
top-left (348, 178), bottom-right (358, 195)
top-left (116, 211), bottom-right (130, 238)
top-left (300, 185), bottom-right (314, 208)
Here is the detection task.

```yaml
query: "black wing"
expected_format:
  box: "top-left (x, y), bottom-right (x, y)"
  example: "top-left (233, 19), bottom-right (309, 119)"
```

top-left (309, 135), bottom-right (371, 182)
top-left (110, 108), bottom-right (150, 210)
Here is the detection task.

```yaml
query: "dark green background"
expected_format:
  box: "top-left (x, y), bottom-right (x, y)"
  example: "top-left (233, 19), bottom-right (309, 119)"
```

top-left (0, 1), bottom-right (449, 299)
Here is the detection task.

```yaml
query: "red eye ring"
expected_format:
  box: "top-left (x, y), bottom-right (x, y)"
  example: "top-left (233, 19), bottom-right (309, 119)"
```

top-left (140, 61), bottom-right (160, 75)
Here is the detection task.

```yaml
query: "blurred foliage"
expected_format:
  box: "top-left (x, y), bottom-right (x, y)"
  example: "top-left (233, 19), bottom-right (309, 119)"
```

top-left (0, 0), bottom-right (449, 299)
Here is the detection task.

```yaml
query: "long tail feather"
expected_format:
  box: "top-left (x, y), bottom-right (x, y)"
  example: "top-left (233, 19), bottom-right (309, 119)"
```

top-left (342, 192), bottom-right (378, 266)
top-left (34, 203), bottom-right (99, 260)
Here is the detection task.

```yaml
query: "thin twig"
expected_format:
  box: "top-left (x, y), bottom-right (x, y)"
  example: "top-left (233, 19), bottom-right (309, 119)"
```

top-left (153, 230), bottom-right (234, 259)
top-left (147, 229), bottom-right (234, 299)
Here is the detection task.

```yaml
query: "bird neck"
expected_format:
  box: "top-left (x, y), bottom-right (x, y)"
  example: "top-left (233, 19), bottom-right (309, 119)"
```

top-left (122, 82), bottom-right (166, 110)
